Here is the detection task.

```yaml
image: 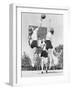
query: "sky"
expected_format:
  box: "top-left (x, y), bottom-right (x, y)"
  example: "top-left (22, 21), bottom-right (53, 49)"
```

top-left (22, 13), bottom-right (63, 62)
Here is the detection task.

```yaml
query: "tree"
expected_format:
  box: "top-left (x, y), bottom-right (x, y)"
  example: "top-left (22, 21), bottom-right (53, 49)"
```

top-left (34, 55), bottom-right (41, 70)
top-left (21, 52), bottom-right (32, 70)
top-left (53, 44), bottom-right (63, 69)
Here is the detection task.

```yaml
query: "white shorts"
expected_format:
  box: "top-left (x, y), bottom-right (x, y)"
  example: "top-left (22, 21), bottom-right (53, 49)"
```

top-left (41, 57), bottom-right (48, 64)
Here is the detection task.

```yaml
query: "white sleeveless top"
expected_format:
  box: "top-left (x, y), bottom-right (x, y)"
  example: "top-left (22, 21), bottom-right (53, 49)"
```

top-left (46, 32), bottom-right (52, 40)
top-left (31, 28), bottom-right (38, 40)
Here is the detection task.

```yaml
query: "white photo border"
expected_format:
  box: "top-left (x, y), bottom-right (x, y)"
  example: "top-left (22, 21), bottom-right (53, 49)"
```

top-left (9, 4), bottom-right (70, 86)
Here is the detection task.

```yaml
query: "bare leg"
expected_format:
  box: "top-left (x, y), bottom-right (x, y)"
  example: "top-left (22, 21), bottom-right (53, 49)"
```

top-left (45, 58), bottom-right (48, 73)
top-left (41, 58), bottom-right (44, 73)
top-left (46, 63), bottom-right (48, 73)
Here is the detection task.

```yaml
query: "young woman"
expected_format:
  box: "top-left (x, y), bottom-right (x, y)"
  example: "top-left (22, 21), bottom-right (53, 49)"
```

top-left (39, 39), bottom-right (48, 73)
top-left (46, 28), bottom-right (54, 69)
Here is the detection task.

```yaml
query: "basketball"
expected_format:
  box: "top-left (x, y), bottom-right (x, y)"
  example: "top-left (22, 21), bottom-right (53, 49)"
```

top-left (41, 14), bottom-right (46, 19)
